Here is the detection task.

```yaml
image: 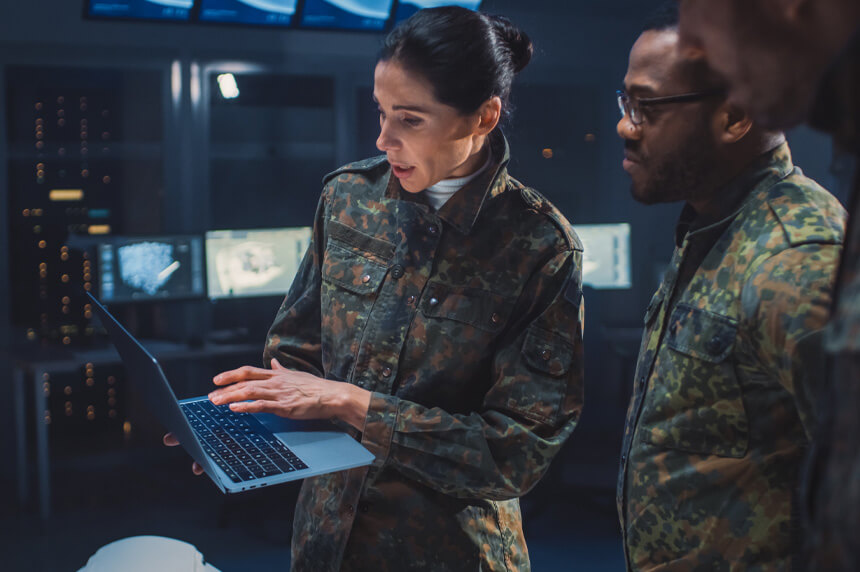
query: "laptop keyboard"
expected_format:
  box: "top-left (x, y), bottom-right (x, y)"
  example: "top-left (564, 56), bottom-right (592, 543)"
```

top-left (180, 400), bottom-right (308, 483)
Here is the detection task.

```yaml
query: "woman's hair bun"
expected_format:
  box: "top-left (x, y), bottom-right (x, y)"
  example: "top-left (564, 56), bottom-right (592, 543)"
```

top-left (488, 14), bottom-right (533, 74)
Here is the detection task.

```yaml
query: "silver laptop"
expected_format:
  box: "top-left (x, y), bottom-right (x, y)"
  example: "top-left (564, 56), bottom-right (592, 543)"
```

top-left (87, 292), bottom-right (374, 493)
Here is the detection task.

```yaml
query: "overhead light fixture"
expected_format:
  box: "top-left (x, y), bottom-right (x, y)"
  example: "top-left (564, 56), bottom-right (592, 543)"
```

top-left (217, 73), bottom-right (240, 99)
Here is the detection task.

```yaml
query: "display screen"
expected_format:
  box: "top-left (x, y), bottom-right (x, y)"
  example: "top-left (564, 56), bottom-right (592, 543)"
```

top-left (199, 0), bottom-right (298, 26)
top-left (87, 0), bottom-right (194, 21)
top-left (393, 0), bottom-right (481, 23)
top-left (572, 223), bottom-right (632, 290)
top-left (98, 236), bottom-right (206, 302)
top-left (205, 227), bottom-right (312, 299)
top-left (299, 0), bottom-right (393, 31)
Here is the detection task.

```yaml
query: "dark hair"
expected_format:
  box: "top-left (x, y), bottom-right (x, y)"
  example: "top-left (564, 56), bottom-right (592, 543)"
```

top-left (642, 2), bottom-right (679, 33)
top-left (379, 6), bottom-right (533, 119)
top-left (641, 1), bottom-right (726, 92)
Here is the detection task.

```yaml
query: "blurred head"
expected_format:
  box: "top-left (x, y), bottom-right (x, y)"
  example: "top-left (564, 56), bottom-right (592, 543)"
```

top-left (617, 4), bottom-right (779, 208)
top-left (374, 7), bottom-right (532, 193)
top-left (678, 0), bottom-right (860, 128)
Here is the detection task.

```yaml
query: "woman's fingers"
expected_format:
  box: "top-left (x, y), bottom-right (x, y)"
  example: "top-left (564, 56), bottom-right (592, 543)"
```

top-left (163, 433), bottom-right (180, 446)
top-left (209, 380), bottom-right (276, 405)
top-left (213, 365), bottom-right (274, 386)
top-left (228, 400), bottom-right (283, 415)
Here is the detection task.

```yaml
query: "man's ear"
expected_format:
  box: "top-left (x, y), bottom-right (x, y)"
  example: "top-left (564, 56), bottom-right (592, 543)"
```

top-left (760, 0), bottom-right (807, 25)
top-left (714, 102), bottom-right (753, 144)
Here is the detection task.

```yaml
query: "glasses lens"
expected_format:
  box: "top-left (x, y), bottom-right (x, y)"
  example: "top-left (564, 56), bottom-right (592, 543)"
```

top-left (617, 93), bottom-right (628, 119)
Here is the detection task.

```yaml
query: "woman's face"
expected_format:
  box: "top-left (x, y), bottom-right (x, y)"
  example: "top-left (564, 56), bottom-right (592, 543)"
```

top-left (373, 59), bottom-right (490, 194)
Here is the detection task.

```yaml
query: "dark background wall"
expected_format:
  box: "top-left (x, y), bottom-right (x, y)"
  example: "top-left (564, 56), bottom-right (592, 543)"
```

top-left (0, 1), bottom-right (844, 568)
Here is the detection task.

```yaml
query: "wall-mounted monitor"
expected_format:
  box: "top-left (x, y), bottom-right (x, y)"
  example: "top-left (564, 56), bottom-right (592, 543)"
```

top-left (98, 235), bottom-right (206, 302)
top-left (205, 227), bottom-right (312, 300)
top-left (87, 0), bottom-right (194, 21)
top-left (299, 0), bottom-right (394, 31)
top-left (199, 0), bottom-right (298, 26)
top-left (572, 223), bottom-right (632, 290)
top-left (393, 0), bottom-right (481, 24)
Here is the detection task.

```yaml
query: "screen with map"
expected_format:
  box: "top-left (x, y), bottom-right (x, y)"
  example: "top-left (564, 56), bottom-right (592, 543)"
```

top-left (198, 0), bottom-right (298, 26)
top-left (393, 0), bottom-right (481, 24)
top-left (87, 0), bottom-right (194, 21)
top-left (299, 0), bottom-right (393, 31)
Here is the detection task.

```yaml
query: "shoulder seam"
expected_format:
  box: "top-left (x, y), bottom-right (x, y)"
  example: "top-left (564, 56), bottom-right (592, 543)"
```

top-left (322, 155), bottom-right (388, 185)
top-left (518, 187), bottom-right (583, 251)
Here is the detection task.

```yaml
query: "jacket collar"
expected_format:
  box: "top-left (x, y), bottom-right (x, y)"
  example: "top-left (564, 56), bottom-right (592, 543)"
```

top-left (675, 142), bottom-right (795, 247)
top-left (383, 130), bottom-right (512, 235)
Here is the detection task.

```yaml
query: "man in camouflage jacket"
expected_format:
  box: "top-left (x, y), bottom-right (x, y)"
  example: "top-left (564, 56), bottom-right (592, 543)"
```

top-left (616, 11), bottom-right (846, 570)
top-left (264, 132), bottom-right (585, 571)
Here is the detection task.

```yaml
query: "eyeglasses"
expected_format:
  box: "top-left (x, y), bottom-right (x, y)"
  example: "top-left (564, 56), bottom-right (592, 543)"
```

top-left (616, 88), bottom-right (725, 126)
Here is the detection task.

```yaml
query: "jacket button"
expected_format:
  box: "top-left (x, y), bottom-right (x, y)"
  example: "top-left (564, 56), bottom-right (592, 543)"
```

top-left (491, 312), bottom-right (501, 324)
top-left (361, 274), bottom-right (371, 284)
top-left (391, 264), bottom-right (405, 279)
top-left (427, 224), bottom-right (439, 235)
top-left (540, 349), bottom-right (552, 361)
top-left (429, 297), bottom-right (439, 307)
top-left (407, 295), bottom-right (416, 304)
top-left (359, 503), bottom-right (370, 514)
top-left (621, 454), bottom-right (627, 464)
top-left (639, 376), bottom-right (646, 388)
top-left (706, 337), bottom-right (723, 353)
top-left (346, 505), bottom-right (355, 515)
top-left (382, 367), bottom-right (392, 378)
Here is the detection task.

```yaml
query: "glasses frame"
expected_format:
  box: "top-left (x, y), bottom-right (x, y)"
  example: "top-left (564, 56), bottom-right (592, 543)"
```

top-left (617, 88), bottom-right (726, 126)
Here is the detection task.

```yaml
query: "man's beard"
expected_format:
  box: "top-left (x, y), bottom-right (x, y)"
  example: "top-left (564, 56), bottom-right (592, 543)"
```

top-left (628, 138), bottom-right (715, 205)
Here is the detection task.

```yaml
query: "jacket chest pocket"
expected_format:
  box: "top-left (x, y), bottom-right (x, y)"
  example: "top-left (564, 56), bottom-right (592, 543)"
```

top-left (418, 281), bottom-right (515, 335)
top-left (320, 238), bottom-right (391, 374)
top-left (641, 303), bottom-right (748, 458)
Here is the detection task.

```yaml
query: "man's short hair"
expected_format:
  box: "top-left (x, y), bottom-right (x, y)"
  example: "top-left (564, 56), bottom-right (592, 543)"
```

top-left (642, 2), bottom-right (679, 33)
top-left (640, 1), bottom-right (726, 92)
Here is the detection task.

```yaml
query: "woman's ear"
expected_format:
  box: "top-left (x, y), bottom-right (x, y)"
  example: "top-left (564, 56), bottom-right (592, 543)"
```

top-left (475, 96), bottom-right (502, 136)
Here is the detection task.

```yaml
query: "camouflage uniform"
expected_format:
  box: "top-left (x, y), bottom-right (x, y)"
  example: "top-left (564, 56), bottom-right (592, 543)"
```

top-left (805, 34), bottom-right (860, 571)
top-left (617, 143), bottom-right (846, 571)
top-left (264, 133), bottom-right (585, 571)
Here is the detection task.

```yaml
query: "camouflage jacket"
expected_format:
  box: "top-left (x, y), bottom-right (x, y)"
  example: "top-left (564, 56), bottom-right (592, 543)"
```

top-left (264, 133), bottom-right (585, 571)
top-left (805, 34), bottom-right (860, 572)
top-left (617, 144), bottom-right (846, 571)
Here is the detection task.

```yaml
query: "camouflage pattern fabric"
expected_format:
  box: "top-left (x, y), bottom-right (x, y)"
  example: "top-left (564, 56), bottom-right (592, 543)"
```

top-left (804, 35), bottom-right (860, 572)
top-left (617, 143), bottom-right (846, 571)
top-left (264, 133), bottom-right (585, 571)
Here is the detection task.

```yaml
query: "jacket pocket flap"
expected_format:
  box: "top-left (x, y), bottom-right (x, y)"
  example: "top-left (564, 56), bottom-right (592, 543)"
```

top-left (666, 304), bottom-right (738, 363)
top-left (420, 282), bottom-right (514, 332)
top-left (522, 327), bottom-right (574, 377)
top-left (322, 240), bottom-right (388, 295)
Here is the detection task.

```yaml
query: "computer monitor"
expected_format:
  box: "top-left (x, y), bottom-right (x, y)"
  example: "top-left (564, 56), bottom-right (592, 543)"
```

top-left (393, 0), bottom-right (481, 23)
top-left (86, 0), bottom-right (194, 21)
top-left (205, 227), bottom-right (312, 300)
top-left (299, 0), bottom-right (394, 31)
top-left (198, 0), bottom-right (298, 26)
top-left (572, 223), bottom-right (632, 290)
top-left (98, 235), bottom-right (206, 302)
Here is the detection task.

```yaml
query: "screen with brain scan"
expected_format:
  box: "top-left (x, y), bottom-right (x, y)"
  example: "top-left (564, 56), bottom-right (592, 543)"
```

top-left (205, 227), bottom-right (312, 300)
top-left (98, 236), bottom-right (206, 302)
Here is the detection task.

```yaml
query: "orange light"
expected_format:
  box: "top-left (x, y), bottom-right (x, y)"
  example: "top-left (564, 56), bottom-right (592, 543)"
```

top-left (49, 189), bottom-right (84, 202)
top-left (88, 225), bottom-right (111, 235)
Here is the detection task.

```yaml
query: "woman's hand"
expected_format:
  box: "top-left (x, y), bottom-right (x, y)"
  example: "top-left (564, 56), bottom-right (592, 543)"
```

top-left (208, 358), bottom-right (372, 431)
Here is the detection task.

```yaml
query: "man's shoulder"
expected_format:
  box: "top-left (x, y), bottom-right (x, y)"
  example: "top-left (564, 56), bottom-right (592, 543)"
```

top-left (763, 170), bottom-right (847, 247)
top-left (734, 171), bottom-right (846, 251)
